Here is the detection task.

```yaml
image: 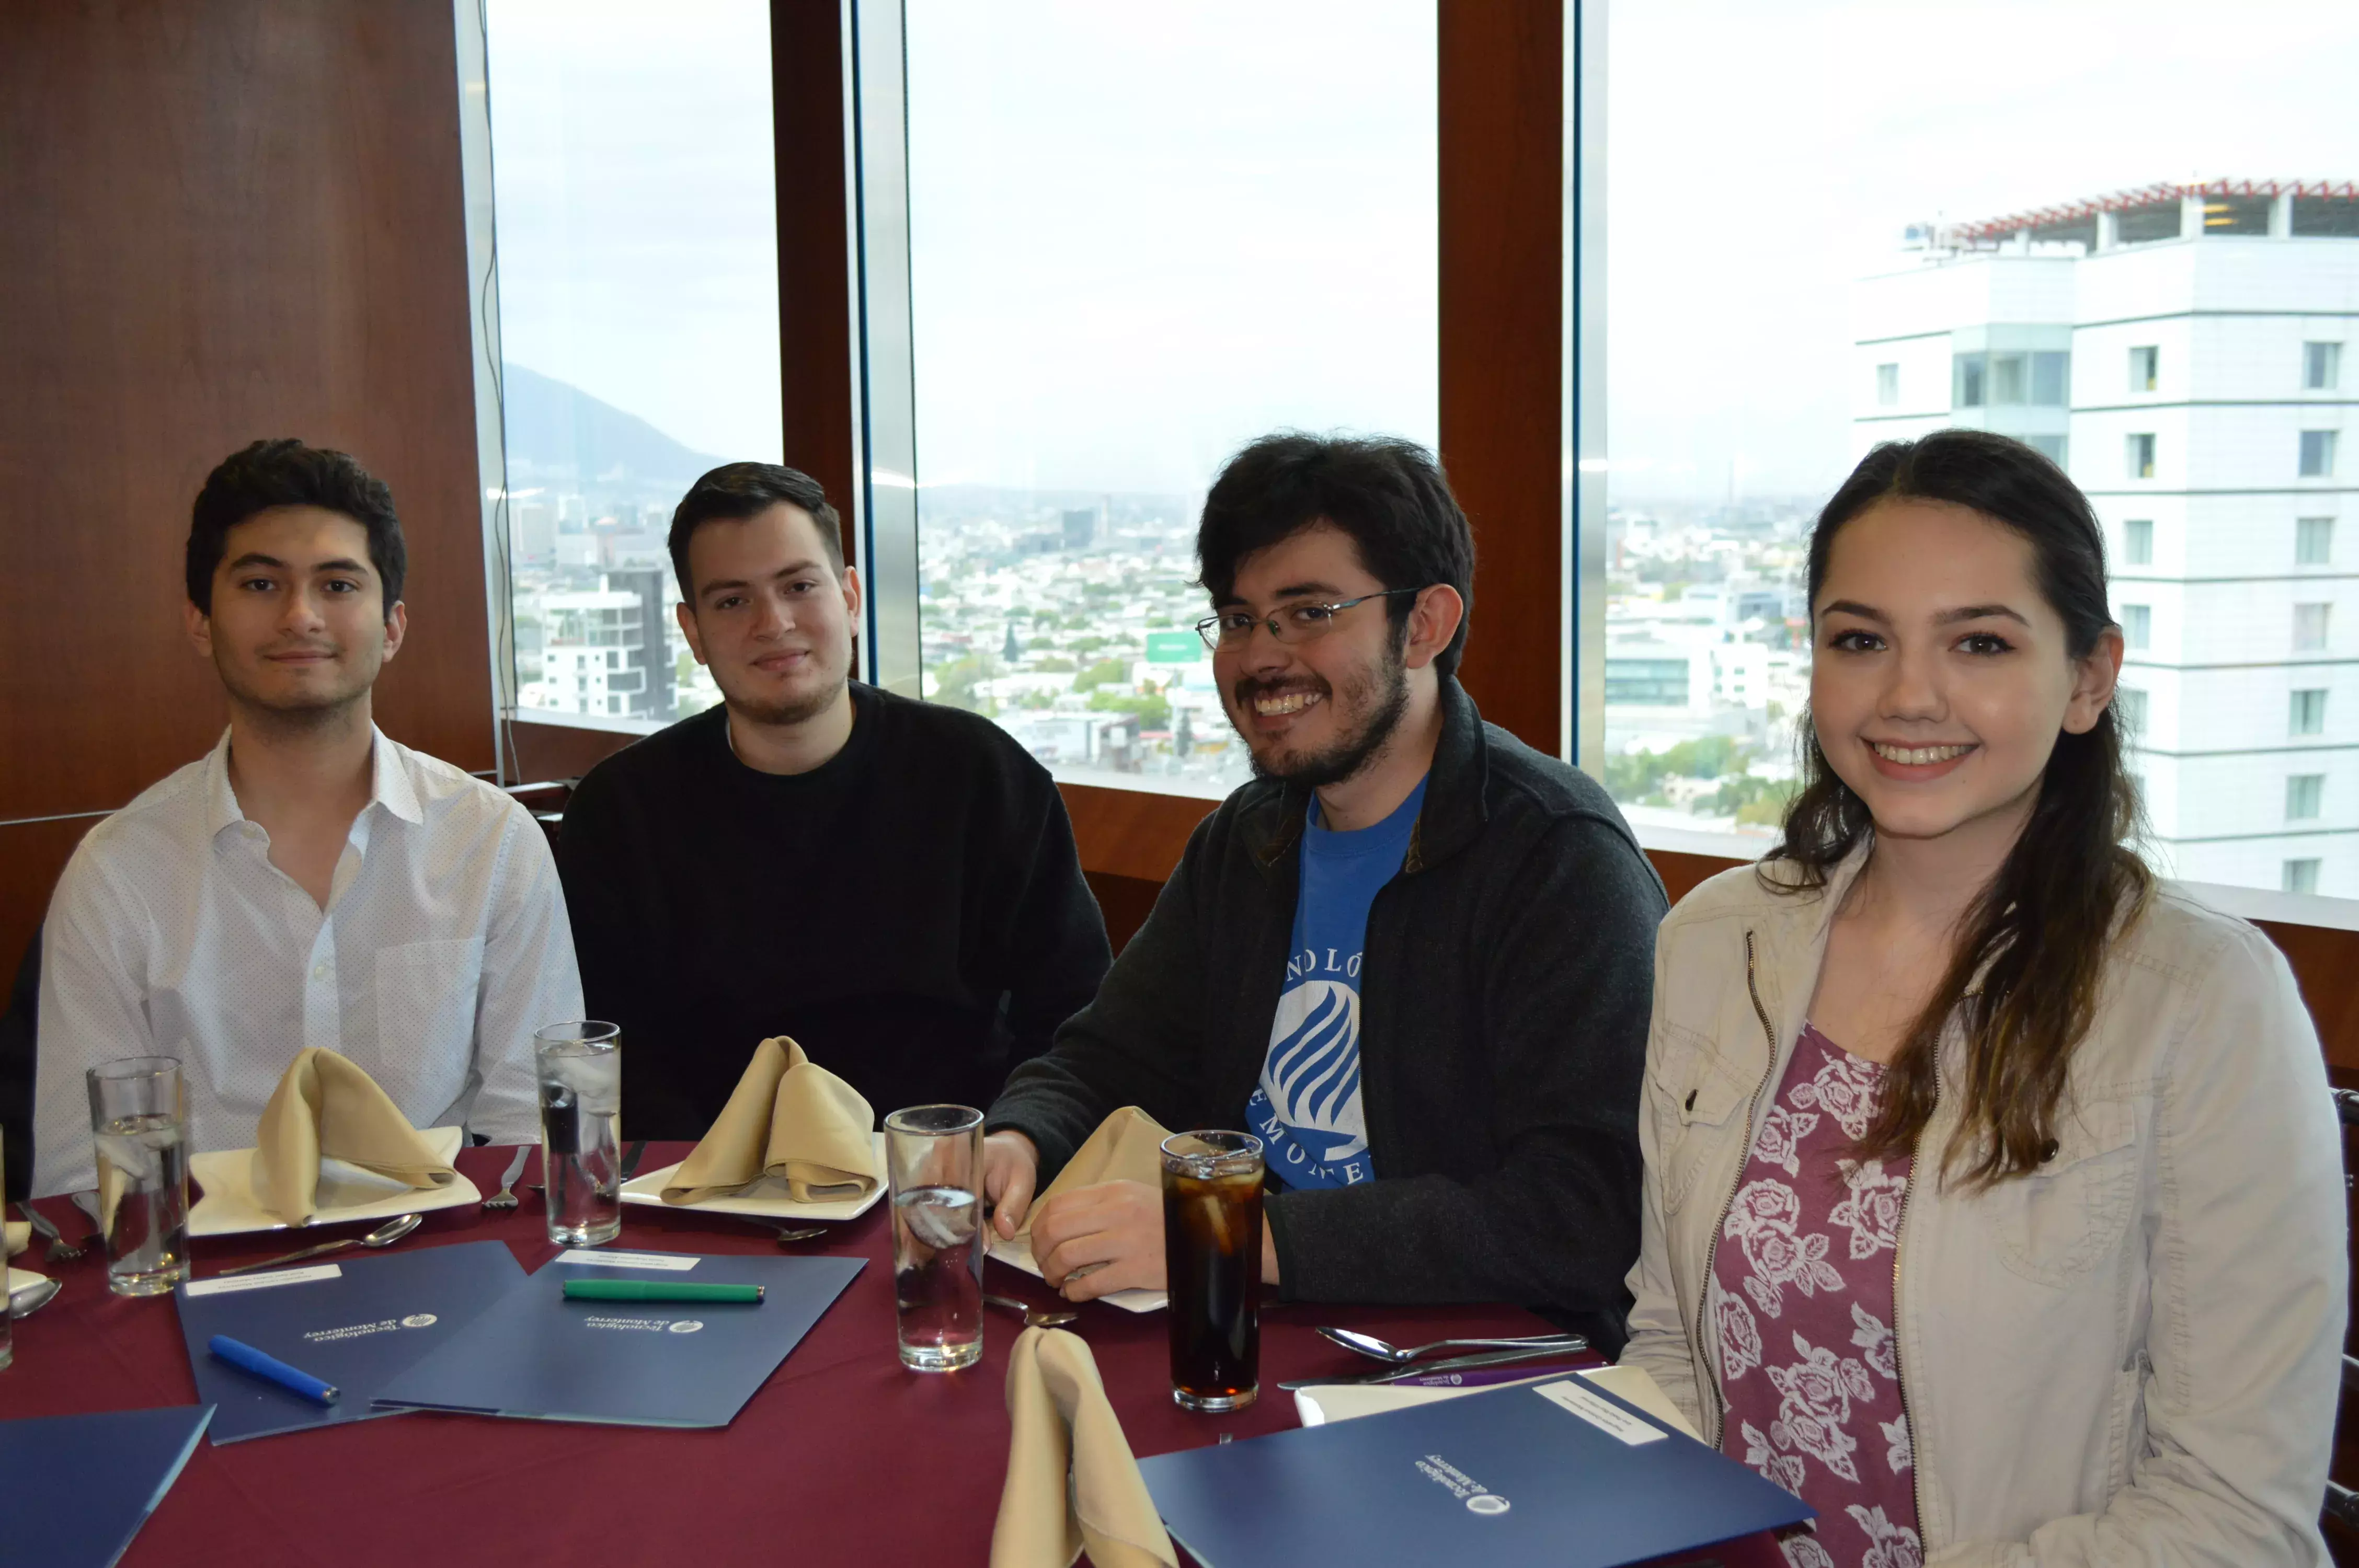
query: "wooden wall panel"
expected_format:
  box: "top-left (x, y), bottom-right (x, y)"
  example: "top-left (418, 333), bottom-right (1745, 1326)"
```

top-left (0, 0), bottom-right (491, 958)
top-left (771, 0), bottom-right (857, 554)
top-left (1436, 0), bottom-right (1565, 756)
top-left (0, 818), bottom-right (101, 996)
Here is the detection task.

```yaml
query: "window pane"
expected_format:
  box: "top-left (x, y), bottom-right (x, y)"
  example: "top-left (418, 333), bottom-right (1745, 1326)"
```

top-left (2285, 858), bottom-right (2322, 895)
top-left (2301, 430), bottom-right (2338, 477)
top-left (2304, 341), bottom-right (2342, 390)
top-left (2297, 516), bottom-right (2334, 566)
top-left (2122, 603), bottom-right (2152, 650)
top-left (904, 1), bottom-right (1437, 798)
top-left (2124, 518), bottom-right (2154, 566)
top-left (2289, 774), bottom-right (2325, 820)
top-left (484, 0), bottom-right (780, 732)
top-left (2295, 602), bottom-right (2331, 652)
top-left (1599, 3), bottom-right (2359, 889)
top-left (2293, 689), bottom-right (2329, 736)
top-left (1876, 362), bottom-right (1899, 406)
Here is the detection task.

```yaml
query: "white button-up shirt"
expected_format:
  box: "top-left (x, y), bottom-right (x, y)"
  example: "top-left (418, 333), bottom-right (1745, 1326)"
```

top-left (32, 729), bottom-right (582, 1195)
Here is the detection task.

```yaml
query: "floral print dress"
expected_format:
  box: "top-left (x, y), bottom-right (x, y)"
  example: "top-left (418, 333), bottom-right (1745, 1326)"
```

top-left (1711, 1024), bottom-right (1921, 1568)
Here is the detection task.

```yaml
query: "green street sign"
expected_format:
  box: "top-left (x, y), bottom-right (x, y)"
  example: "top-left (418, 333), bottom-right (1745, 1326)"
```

top-left (1145, 630), bottom-right (1201, 663)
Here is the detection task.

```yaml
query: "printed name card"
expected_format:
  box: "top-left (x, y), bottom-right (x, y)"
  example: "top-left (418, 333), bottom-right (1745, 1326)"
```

top-left (552, 1249), bottom-right (697, 1271)
top-left (185, 1264), bottom-right (343, 1297)
top-left (1533, 1379), bottom-right (1667, 1446)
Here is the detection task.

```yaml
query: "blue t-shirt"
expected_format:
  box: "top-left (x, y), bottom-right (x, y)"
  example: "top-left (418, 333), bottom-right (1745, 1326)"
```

top-left (1246, 776), bottom-right (1427, 1190)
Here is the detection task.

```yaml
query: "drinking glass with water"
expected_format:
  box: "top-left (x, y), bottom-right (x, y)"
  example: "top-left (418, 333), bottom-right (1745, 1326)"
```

top-left (884, 1104), bottom-right (985, 1372)
top-left (534, 1021), bottom-right (622, 1247)
top-left (86, 1056), bottom-right (191, 1297)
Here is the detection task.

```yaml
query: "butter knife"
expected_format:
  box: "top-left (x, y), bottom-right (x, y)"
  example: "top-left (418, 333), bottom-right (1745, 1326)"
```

top-left (1277, 1340), bottom-right (1589, 1392)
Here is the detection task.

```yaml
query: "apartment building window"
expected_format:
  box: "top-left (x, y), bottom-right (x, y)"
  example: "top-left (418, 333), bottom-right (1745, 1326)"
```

top-left (2031, 351), bottom-right (2069, 406)
top-left (2292, 688), bottom-right (2329, 735)
top-left (2127, 433), bottom-right (2156, 479)
top-left (2122, 603), bottom-right (2152, 650)
top-left (2301, 430), bottom-right (2339, 477)
top-left (2029, 433), bottom-right (2068, 467)
top-left (2285, 859), bottom-right (2323, 896)
top-left (2123, 518), bottom-right (2154, 565)
top-left (2116, 686), bottom-right (2147, 732)
top-left (2306, 341), bottom-right (2343, 391)
top-left (2128, 344), bottom-right (2159, 393)
top-left (1953, 353), bottom-right (1986, 409)
top-left (2287, 774), bottom-right (2326, 821)
top-left (2297, 516), bottom-right (2334, 566)
top-left (1875, 362), bottom-right (1898, 406)
top-left (2295, 602), bottom-right (2332, 652)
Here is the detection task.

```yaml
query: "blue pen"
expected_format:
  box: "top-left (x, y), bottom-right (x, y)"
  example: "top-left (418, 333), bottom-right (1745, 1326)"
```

top-left (208, 1334), bottom-right (340, 1405)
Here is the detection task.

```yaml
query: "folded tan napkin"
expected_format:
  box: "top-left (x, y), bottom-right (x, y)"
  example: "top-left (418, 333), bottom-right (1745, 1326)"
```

top-left (661, 1036), bottom-right (879, 1205)
top-left (252, 1047), bottom-right (457, 1225)
top-left (5, 1220), bottom-right (25, 1256)
top-left (1014, 1106), bottom-right (1171, 1239)
top-left (990, 1327), bottom-right (1178, 1568)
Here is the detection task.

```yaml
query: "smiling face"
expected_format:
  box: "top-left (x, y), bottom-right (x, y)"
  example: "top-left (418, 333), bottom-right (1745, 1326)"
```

top-left (186, 505), bottom-right (404, 719)
top-left (1210, 522), bottom-right (1422, 787)
top-left (1809, 498), bottom-right (2121, 847)
top-left (677, 502), bottom-right (861, 726)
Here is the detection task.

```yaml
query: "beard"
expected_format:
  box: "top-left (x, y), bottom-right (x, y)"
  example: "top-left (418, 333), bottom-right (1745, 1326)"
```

top-left (722, 666), bottom-right (849, 729)
top-left (1235, 642), bottom-right (1411, 790)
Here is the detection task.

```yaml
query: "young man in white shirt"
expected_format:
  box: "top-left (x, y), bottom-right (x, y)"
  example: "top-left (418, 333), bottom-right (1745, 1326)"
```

top-left (30, 440), bottom-right (581, 1195)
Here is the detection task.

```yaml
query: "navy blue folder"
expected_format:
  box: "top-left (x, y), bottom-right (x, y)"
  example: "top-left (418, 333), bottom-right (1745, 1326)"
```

top-left (371, 1250), bottom-right (865, 1427)
top-left (1138, 1375), bottom-right (1812, 1568)
top-left (0, 1405), bottom-right (213, 1567)
top-left (174, 1239), bottom-right (526, 1443)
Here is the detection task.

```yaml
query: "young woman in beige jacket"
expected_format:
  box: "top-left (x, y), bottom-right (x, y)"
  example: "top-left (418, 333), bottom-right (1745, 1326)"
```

top-left (1618, 429), bottom-right (2346, 1567)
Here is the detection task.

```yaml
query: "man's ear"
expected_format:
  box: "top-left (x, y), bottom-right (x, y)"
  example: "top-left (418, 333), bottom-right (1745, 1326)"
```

top-left (380, 601), bottom-right (408, 663)
top-left (675, 599), bottom-right (711, 666)
top-left (185, 599), bottom-right (214, 661)
top-left (840, 564), bottom-right (863, 628)
top-left (1401, 584), bottom-right (1465, 672)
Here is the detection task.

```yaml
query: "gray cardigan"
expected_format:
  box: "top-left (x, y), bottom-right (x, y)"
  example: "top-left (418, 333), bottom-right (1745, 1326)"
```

top-left (984, 678), bottom-right (1666, 1346)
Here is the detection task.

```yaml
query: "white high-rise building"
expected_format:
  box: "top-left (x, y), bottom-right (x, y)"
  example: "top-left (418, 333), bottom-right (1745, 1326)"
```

top-left (1853, 181), bottom-right (2359, 895)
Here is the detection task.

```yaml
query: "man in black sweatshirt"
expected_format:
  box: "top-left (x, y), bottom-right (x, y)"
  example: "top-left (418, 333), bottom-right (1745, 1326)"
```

top-left (555, 463), bottom-right (1110, 1137)
top-left (983, 434), bottom-right (1665, 1350)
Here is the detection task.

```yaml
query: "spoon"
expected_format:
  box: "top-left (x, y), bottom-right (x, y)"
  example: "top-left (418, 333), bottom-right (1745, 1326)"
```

top-left (1315, 1326), bottom-right (1587, 1365)
top-left (213, 1213), bottom-right (426, 1277)
top-left (774, 1226), bottom-right (828, 1246)
top-left (8, 1277), bottom-right (62, 1319)
top-left (985, 1292), bottom-right (1079, 1329)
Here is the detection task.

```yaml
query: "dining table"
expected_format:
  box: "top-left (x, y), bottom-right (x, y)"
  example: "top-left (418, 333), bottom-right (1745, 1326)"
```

top-left (3, 1140), bottom-right (1783, 1566)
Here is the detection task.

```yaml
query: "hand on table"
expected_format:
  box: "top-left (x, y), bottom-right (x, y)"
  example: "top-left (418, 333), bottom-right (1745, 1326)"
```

top-left (983, 1130), bottom-right (1040, 1239)
top-left (1029, 1180), bottom-right (1167, 1301)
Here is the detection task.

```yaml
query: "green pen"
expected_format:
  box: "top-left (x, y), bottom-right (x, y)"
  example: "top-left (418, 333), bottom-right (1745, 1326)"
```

top-left (562, 1279), bottom-right (765, 1304)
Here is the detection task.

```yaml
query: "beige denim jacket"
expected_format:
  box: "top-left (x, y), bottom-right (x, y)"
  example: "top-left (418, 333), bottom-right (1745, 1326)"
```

top-left (1619, 850), bottom-right (2346, 1566)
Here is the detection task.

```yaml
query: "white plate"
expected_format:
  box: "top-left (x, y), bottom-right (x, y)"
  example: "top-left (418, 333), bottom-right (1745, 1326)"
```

top-left (987, 1233), bottom-right (1166, 1313)
top-left (189, 1126), bottom-right (481, 1236)
top-left (8, 1265), bottom-right (50, 1301)
top-left (619, 1131), bottom-right (889, 1223)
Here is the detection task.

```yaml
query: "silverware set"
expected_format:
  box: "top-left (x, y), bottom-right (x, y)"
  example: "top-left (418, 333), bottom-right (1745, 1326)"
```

top-left (1275, 1328), bottom-right (1589, 1391)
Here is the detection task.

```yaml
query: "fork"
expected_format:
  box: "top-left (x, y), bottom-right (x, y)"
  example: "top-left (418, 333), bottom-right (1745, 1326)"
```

top-left (482, 1146), bottom-right (531, 1212)
top-left (18, 1200), bottom-right (84, 1263)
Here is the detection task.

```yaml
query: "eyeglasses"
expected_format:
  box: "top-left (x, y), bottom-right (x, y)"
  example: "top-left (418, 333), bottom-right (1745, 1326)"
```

top-left (1194, 586), bottom-right (1429, 652)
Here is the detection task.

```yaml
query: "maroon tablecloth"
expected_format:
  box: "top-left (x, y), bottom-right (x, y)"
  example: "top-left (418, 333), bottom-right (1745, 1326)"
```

top-left (3, 1143), bottom-right (1780, 1566)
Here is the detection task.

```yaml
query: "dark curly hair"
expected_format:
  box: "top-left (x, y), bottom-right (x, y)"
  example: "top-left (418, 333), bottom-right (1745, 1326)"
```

top-left (186, 439), bottom-right (405, 614)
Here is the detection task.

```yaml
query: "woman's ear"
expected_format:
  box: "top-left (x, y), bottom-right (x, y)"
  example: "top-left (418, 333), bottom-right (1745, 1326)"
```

top-left (2064, 624), bottom-right (2125, 736)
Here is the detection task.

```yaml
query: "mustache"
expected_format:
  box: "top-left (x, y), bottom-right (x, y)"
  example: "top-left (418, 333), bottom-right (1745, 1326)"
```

top-left (1231, 673), bottom-right (1330, 706)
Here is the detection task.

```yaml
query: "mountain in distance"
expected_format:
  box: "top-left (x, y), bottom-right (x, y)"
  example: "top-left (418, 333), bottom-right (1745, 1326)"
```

top-left (498, 362), bottom-right (721, 491)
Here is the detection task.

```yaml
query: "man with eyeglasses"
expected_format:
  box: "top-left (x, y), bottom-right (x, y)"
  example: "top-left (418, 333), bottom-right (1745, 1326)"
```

top-left (981, 433), bottom-right (1665, 1348)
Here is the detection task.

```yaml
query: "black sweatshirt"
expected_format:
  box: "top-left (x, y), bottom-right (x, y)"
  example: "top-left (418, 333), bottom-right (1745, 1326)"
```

top-left (555, 685), bottom-right (1112, 1138)
top-left (984, 678), bottom-right (1666, 1350)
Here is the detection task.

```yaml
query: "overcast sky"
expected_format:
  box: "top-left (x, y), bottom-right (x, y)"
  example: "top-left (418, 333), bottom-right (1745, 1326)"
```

top-left (486, 0), bottom-right (2359, 505)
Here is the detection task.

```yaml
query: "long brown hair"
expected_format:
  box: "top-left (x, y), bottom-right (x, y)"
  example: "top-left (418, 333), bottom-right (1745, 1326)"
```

top-left (1764, 430), bottom-right (2151, 1187)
